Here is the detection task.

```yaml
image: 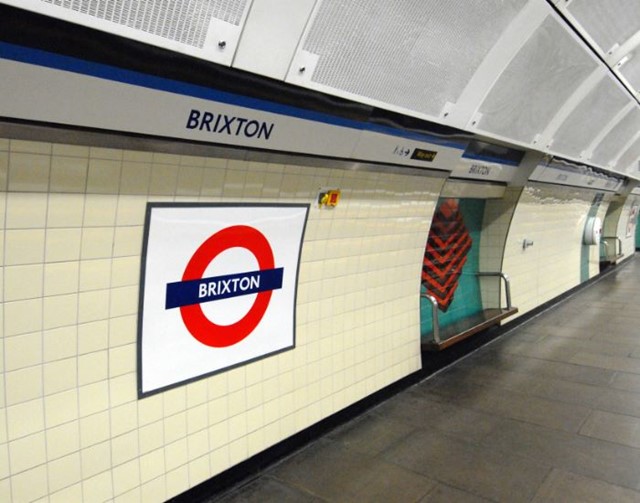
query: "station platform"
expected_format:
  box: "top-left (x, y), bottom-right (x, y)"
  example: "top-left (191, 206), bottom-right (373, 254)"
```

top-left (213, 257), bottom-right (640, 502)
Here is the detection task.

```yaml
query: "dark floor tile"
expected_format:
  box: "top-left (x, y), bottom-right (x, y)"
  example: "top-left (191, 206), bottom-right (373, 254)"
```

top-left (568, 352), bottom-right (640, 374)
top-left (420, 483), bottom-right (493, 503)
top-left (611, 372), bottom-right (640, 392)
top-left (531, 468), bottom-right (640, 503)
top-left (327, 411), bottom-right (416, 456)
top-left (270, 439), bottom-right (434, 503)
top-left (483, 419), bottom-right (640, 491)
top-left (384, 429), bottom-right (549, 502)
top-left (217, 476), bottom-right (325, 503)
top-left (579, 410), bottom-right (640, 448)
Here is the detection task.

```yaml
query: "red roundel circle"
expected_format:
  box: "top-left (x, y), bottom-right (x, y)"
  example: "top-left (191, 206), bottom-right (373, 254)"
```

top-left (180, 225), bottom-right (275, 347)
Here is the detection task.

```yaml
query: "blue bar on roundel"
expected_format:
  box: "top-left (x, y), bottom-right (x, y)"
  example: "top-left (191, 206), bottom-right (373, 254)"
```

top-left (165, 268), bottom-right (284, 309)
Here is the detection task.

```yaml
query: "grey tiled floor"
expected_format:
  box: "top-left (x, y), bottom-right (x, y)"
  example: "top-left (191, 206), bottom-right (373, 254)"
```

top-left (218, 257), bottom-right (640, 502)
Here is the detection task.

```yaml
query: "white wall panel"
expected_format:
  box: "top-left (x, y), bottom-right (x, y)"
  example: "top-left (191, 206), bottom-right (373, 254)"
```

top-left (502, 183), bottom-right (595, 318)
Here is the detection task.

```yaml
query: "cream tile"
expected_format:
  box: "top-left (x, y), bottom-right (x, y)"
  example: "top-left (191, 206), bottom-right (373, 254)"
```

top-left (6, 398), bottom-right (45, 440)
top-left (140, 448), bottom-right (165, 482)
top-left (120, 161), bottom-right (151, 195)
top-left (11, 464), bottom-right (48, 502)
top-left (43, 325), bottom-right (77, 362)
top-left (83, 194), bottom-right (118, 226)
top-left (166, 465), bottom-right (189, 500)
top-left (112, 430), bottom-right (139, 465)
top-left (176, 165), bottom-right (203, 195)
top-left (43, 293), bottom-right (77, 329)
top-left (138, 394), bottom-right (164, 426)
top-left (81, 440), bottom-right (111, 478)
top-left (111, 256), bottom-right (140, 287)
top-left (149, 163), bottom-right (179, 195)
top-left (164, 412), bottom-right (187, 444)
top-left (86, 158), bottom-right (121, 194)
top-left (140, 421), bottom-right (165, 455)
top-left (79, 410), bottom-right (110, 447)
top-left (89, 147), bottom-right (124, 161)
top-left (0, 151), bottom-right (8, 190)
top-left (52, 143), bottom-right (90, 158)
top-left (8, 152), bottom-right (50, 192)
top-left (123, 150), bottom-right (153, 163)
top-left (141, 476), bottom-right (166, 502)
top-left (187, 429), bottom-right (209, 459)
top-left (116, 195), bottom-right (147, 225)
top-left (112, 458), bottom-right (141, 496)
top-left (188, 455), bottom-right (211, 487)
top-left (47, 194), bottom-right (85, 228)
top-left (109, 372), bottom-right (137, 406)
top-left (78, 351), bottom-right (108, 385)
top-left (43, 358), bottom-right (77, 395)
top-left (46, 420), bottom-right (80, 460)
top-left (44, 261), bottom-right (80, 296)
top-left (82, 471), bottom-right (114, 502)
top-left (5, 192), bottom-right (48, 228)
top-left (50, 483), bottom-right (83, 503)
top-left (78, 289), bottom-right (109, 323)
top-left (50, 155), bottom-right (88, 193)
top-left (111, 401), bottom-right (138, 436)
top-left (4, 264), bottom-right (43, 301)
top-left (79, 258), bottom-right (111, 291)
top-left (164, 438), bottom-right (188, 471)
top-left (9, 431), bottom-right (46, 472)
top-left (80, 227), bottom-right (115, 259)
top-left (4, 298), bottom-right (42, 336)
top-left (109, 316), bottom-right (138, 347)
top-left (48, 452), bottom-right (82, 492)
top-left (109, 343), bottom-right (135, 377)
top-left (44, 389), bottom-right (79, 428)
top-left (78, 381), bottom-right (109, 417)
top-left (45, 228), bottom-right (81, 262)
top-left (4, 229), bottom-right (46, 265)
top-left (152, 152), bottom-right (180, 165)
top-left (78, 319), bottom-right (109, 354)
top-left (110, 285), bottom-right (138, 317)
top-left (10, 140), bottom-right (51, 154)
top-left (5, 331), bottom-right (42, 371)
top-left (113, 226), bottom-right (143, 257)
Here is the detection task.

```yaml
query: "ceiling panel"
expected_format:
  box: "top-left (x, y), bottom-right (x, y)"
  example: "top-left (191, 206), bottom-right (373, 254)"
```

top-left (475, 16), bottom-right (598, 145)
top-left (292, 0), bottom-right (527, 118)
top-left (550, 75), bottom-right (631, 159)
top-left (2, 0), bottom-right (252, 64)
top-left (620, 53), bottom-right (640, 92)
top-left (617, 135), bottom-right (640, 173)
top-left (566, 0), bottom-right (640, 55)
top-left (590, 107), bottom-right (640, 166)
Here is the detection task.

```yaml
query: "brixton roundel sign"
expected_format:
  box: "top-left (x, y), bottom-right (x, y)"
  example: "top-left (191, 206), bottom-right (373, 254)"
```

top-left (138, 204), bottom-right (309, 397)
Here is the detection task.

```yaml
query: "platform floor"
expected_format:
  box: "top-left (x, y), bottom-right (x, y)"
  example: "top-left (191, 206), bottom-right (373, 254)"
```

top-left (216, 257), bottom-right (640, 502)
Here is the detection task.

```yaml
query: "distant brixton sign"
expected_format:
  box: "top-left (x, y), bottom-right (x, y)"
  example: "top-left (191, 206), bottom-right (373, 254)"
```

top-left (138, 204), bottom-right (308, 397)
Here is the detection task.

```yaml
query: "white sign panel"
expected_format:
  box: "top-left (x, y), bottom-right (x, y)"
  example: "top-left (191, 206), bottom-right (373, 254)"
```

top-left (138, 203), bottom-right (308, 397)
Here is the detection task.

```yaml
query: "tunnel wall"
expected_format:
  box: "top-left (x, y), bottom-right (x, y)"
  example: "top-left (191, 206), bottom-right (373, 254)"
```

top-left (0, 137), bottom-right (445, 501)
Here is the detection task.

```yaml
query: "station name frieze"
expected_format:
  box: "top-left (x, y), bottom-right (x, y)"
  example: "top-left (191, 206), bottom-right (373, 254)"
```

top-left (186, 108), bottom-right (274, 140)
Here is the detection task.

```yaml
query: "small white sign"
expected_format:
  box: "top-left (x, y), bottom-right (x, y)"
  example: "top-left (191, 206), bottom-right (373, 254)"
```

top-left (138, 203), bottom-right (308, 397)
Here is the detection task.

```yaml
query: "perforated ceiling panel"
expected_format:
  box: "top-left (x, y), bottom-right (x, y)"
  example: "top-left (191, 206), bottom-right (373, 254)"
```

top-left (591, 108), bottom-right (640, 166)
top-left (567, 0), bottom-right (640, 54)
top-left (551, 76), bottom-right (630, 159)
top-left (300, 0), bottom-right (527, 117)
top-left (616, 136), bottom-right (640, 173)
top-left (40, 0), bottom-right (248, 47)
top-left (620, 55), bottom-right (640, 92)
top-left (476, 16), bottom-right (598, 145)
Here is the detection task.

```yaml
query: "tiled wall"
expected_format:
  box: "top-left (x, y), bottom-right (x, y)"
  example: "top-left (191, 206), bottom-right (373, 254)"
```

top-left (479, 187), bottom-right (522, 310)
top-left (502, 183), bottom-right (605, 318)
top-left (0, 137), bottom-right (444, 501)
top-left (615, 195), bottom-right (639, 259)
